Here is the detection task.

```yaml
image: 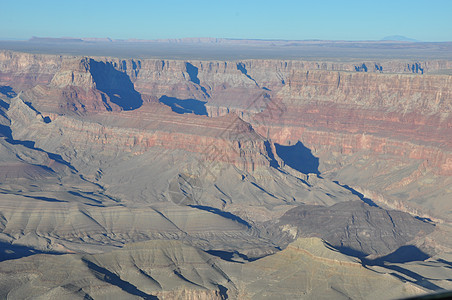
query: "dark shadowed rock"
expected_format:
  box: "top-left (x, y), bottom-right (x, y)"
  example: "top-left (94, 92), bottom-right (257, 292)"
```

top-left (278, 201), bottom-right (435, 257)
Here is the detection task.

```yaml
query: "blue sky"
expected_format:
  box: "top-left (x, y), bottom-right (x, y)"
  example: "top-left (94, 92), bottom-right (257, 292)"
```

top-left (1, 0), bottom-right (451, 41)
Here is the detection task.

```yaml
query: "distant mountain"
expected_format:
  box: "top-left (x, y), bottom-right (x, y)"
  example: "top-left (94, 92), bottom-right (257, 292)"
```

top-left (382, 35), bottom-right (419, 42)
top-left (29, 36), bottom-right (84, 43)
top-left (28, 35), bottom-right (425, 44)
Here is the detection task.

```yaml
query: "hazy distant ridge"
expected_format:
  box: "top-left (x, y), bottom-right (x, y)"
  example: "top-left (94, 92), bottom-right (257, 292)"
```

top-left (381, 35), bottom-right (419, 42)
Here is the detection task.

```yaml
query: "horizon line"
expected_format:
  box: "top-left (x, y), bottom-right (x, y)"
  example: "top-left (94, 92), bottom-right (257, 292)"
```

top-left (2, 36), bottom-right (452, 43)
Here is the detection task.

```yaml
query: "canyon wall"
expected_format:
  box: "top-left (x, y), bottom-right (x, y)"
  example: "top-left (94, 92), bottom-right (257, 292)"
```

top-left (1, 49), bottom-right (452, 298)
top-left (1, 50), bottom-right (451, 220)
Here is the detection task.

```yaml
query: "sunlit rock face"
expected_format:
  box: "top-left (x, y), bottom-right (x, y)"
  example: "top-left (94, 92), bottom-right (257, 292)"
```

top-left (0, 48), bottom-right (451, 299)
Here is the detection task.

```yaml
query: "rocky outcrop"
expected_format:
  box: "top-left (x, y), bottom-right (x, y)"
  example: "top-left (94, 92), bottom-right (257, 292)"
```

top-left (0, 238), bottom-right (425, 299)
top-left (0, 51), bottom-right (62, 89)
top-left (22, 57), bottom-right (146, 114)
top-left (0, 240), bottom-right (237, 299)
top-left (279, 70), bottom-right (451, 113)
top-left (2, 50), bottom-right (451, 96)
top-left (278, 201), bottom-right (435, 257)
top-left (0, 49), bottom-right (451, 299)
top-left (1, 50), bottom-right (451, 217)
top-left (7, 96), bottom-right (270, 173)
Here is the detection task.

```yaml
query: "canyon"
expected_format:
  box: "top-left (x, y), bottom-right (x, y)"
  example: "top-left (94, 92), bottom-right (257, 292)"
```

top-left (0, 43), bottom-right (451, 299)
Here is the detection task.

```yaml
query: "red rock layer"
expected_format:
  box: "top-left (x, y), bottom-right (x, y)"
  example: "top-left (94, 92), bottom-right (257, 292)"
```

top-left (0, 51), bottom-right (62, 89)
top-left (8, 98), bottom-right (270, 173)
top-left (1, 50), bottom-right (450, 174)
top-left (2, 50), bottom-right (451, 96)
top-left (87, 103), bottom-right (270, 172)
top-left (280, 70), bottom-right (451, 114)
top-left (23, 85), bottom-right (120, 115)
top-left (255, 70), bottom-right (452, 174)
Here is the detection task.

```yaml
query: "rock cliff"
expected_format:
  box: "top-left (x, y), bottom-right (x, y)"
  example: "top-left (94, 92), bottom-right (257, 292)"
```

top-left (1, 50), bottom-right (450, 217)
top-left (0, 49), bottom-right (451, 299)
top-left (0, 238), bottom-right (425, 300)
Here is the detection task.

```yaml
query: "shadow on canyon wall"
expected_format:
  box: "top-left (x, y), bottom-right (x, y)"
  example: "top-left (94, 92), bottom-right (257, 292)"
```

top-left (185, 62), bottom-right (210, 97)
top-left (275, 141), bottom-right (320, 175)
top-left (264, 141), bottom-right (280, 168)
top-left (159, 96), bottom-right (208, 116)
top-left (0, 124), bottom-right (76, 171)
top-left (332, 242), bottom-right (446, 291)
top-left (89, 60), bottom-right (143, 110)
top-left (366, 245), bottom-right (430, 264)
top-left (189, 205), bottom-right (250, 228)
top-left (0, 86), bottom-right (17, 99)
top-left (83, 258), bottom-right (158, 299)
top-left (365, 246), bottom-right (445, 291)
top-left (335, 244), bottom-right (431, 265)
top-left (0, 241), bottom-right (62, 262)
top-left (333, 181), bottom-right (379, 207)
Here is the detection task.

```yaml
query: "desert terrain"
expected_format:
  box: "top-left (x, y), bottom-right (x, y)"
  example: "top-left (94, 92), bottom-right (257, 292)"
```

top-left (0, 39), bottom-right (451, 299)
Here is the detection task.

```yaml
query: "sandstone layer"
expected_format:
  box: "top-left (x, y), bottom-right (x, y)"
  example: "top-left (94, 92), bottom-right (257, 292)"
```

top-left (0, 49), bottom-right (451, 299)
top-left (0, 238), bottom-right (426, 300)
